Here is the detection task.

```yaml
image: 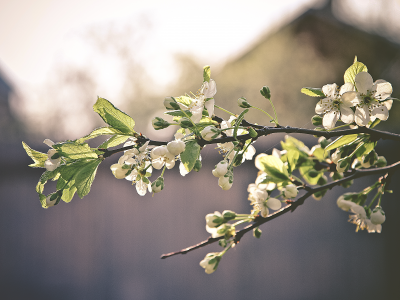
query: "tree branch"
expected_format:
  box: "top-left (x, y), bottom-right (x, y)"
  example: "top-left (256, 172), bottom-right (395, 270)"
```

top-left (160, 160), bottom-right (400, 259)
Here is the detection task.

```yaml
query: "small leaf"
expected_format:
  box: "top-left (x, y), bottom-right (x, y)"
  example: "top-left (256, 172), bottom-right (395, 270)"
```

top-left (287, 149), bottom-right (299, 174)
top-left (53, 142), bottom-right (98, 160)
top-left (255, 154), bottom-right (289, 183)
top-left (180, 140), bottom-right (200, 173)
top-left (301, 87), bottom-right (325, 97)
top-left (344, 56), bottom-right (368, 86)
top-left (203, 65), bottom-right (211, 82)
top-left (174, 96), bottom-right (192, 107)
top-left (22, 142), bottom-right (48, 168)
top-left (99, 135), bottom-right (130, 149)
top-left (324, 134), bottom-right (359, 152)
top-left (233, 109), bottom-right (249, 140)
top-left (93, 97), bottom-right (135, 134)
top-left (354, 141), bottom-right (376, 158)
top-left (76, 126), bottom-right (129, 143)
top-left (164, 110), bottom-right (192, 117)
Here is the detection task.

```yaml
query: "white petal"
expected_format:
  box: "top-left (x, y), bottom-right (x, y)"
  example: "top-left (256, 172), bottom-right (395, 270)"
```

top-left (340, 105), bottom-right (354, 124)
top-left (373, 80), bottom-right (392, 99)
top-left (371, 105), bottom-right (389, 121)
top-left (191, 106), bottom-right (203, 123)
top-left (204, 98), bottom-right (215, 117)
top-left (322, 110), bottom-right (340, 129)
top-left (355, 72), bottom-right (373, 95)
top-left (179, 162), bottom-right (189, 176)
top-left (322, 83), bottom-right (337, 97)
top-left (341, 91), bottom-right (361, 106)
top-left (339, 82), bottom-right (355, 94)
top-left (136, 180), bottom-right (148, 196)
top-left (315, 100), bottom-right (324, 114)
top-left (266, 198), bottom-right (282, 210)
top-left (355, 105), bottom-right (370, 127)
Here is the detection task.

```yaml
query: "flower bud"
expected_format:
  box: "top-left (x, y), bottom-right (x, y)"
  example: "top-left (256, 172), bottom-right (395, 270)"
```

top-left (163, 97), bottom-right (180, 110)
top-left (150, 146), bottom-right (168, 159)
top-left (151, 176), bottom-right (164, 193)
top-left (253, 227), bottom-right (262, 238)
top-left (233, 153), bottom-right (243, 167)
top-left (248, 127), bottom-right (258, 138)
top-left (152, 117), bottom-right (170, 130)
top-left (167, 140), bottom-right (185, 156)
top-left (45, 193), bottom-right (59, 208)
top-left (201, 126), bottom-right (221, 141)
top-left (370, 206), bottom-right (385, 225)
top-left (237, 97), bottom-right (251, 108)
top-left (212, 161), bottom-right (228, 177)
top-left (312, 189), bottom-right (327, 200)
top-left (205, 211), bottom-right (225, 228)
top-left (283, 184), bottom-right (298, 198)
top-left (361, 150), bottom-right (378, 168)
top-left (318, 137), bottom-right (331, 149)
top-left (199, 252), bottom-right (221, 274)
top-left (218, 173), bottom-right (233, 190)
top-left (110, 163), bottom-right (129, 179)
top-left (260, 86), bottom-right (271, 99)
top-left (266, 197), bottom-right (282, 210)
top-left (311, 115), bottom-right (323, 126)
top-left (336, 157), bottom-right (350, 173)
top-left (222, 210), bottom-right (236, 221)
top-left (376, 156), bottom-right (387, 167)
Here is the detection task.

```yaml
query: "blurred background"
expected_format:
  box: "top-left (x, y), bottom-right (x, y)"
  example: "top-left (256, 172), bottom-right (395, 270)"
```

top-left (1, 0), bottom-right (400, 299)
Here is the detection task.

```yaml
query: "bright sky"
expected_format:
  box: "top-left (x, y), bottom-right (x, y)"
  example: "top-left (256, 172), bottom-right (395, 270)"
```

top-left (0, 0), bottom-right (325, 91)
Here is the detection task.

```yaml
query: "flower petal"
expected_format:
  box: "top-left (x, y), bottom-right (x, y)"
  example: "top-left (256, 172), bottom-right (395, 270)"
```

top-left (341, 91), bottom-right (361, 106)
top-left (340, 105), bottom-right (354, 124)
top-left (204, 98), bottom-right (215, 117)
top-left (371, 104), bottom-right (389, 121)
top-left (355, 72), bottom-right (373, 95)
top-left (322, 110), bottom-right (340, 129)
top-left (373, 80), bottom-right (392, 100)
top-left (355, 105), bottom-right (370, 126)
top-left (322, 83), bottom-right (337, 97)
top-left (339, 82), bottom-right (355, 94)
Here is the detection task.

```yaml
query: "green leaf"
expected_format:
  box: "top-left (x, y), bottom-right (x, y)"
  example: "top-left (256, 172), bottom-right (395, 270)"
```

top-left (311, 145), bottom-right (328, 161)
top-left (301, 87), bottom-right (325, 97)
top-left (53, 142), bottom-right (98, 160)
top-left (299, 165), bottom-right (321, 185)
top-left (180, 140), bottom-right (200, 172)
top-left (344, 56), bottom-right (368, 86)
top-left (233, 109), bottom-right (249, 140)
top-left (22, 141), bottom-right (48, 168)
top-left (164, 110), bottom-right (192, 118)
top-left (287, 149), bottom-right (299, 174)
top-left (324, 134), bottom-right (359, 152)
top-left (255, 154), bottom-right (289, 183)
top-left (93, 97), bottom-right (135, 134)
top-left (76, 126), bottom-right (128, 143)
top-left (58, 158), bottom-right (102, 198)
top-left (99, 135), bottom-right (130, 149)
top-left (354, 141), bottom-right (376, 158)
top-left (203, 65), bottom-right (211, 82)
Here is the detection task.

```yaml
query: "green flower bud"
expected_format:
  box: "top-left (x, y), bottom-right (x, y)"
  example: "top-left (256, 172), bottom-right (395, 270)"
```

top-left (163, 97), bottom-right (180, 110)
top-left (233, 153), bottom-right (243, 167)
top-left (152, 117), bottom-right (170, 130)
top-left (253, 227), bottom-right (262, 238)
top-left (151, 176), bottom-right (164, 193)
top-left (237, 97), bottom-right (251, 108)
top-left (260, 86), bottom-right (271, 99)
top-left (376, 156), bottom-right (387, 167)
top-left (222, 210), bottom-right (236, 221)
top-left (311, 115), bottom-right (323, 126)
top-left (317, 175), bottom-right (328, 185)
top-left (249, 127), bottom-right (258, 138)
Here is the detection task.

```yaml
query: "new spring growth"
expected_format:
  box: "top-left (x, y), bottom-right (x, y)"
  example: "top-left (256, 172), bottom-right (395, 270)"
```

top-left (312, 115), bottom-right (323, 126)
top-left (260, 86), bottom-right (271, 99)
top-left (238, 97), bottom-right (252, 108)
top-left (163, 97), bottom-right (180, 110)
top-left (151, 176), bottom-right (164, 193)
top-left (152, 117), bottom-right (170, 130)
top-left (201, 126), bottom-right (221, 141)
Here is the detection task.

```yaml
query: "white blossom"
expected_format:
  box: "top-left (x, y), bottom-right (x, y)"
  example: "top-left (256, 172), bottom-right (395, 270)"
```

top-left (370, 206), bottom-right (385, 225)
top-left (315, 83), bottom-right (357, 129)
top-left (348, 204), bottom-right (368, 232)
top-left (341, 72), bottom-right (393, 126)
top-left (212, 161), bottom-right (229, 178)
